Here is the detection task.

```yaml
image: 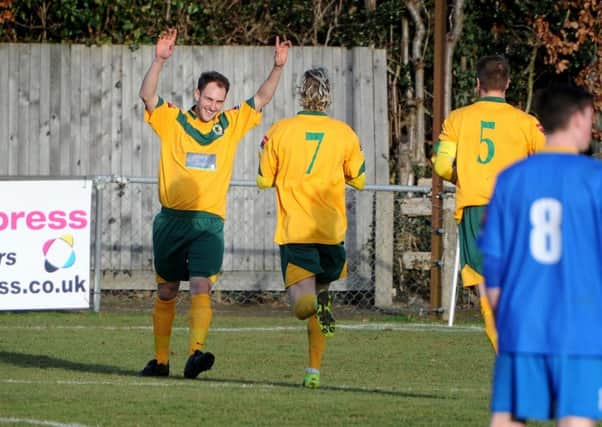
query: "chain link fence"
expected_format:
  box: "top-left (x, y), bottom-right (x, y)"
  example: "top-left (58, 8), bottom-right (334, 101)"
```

top-left (92, 177), bottom-right (459, 313)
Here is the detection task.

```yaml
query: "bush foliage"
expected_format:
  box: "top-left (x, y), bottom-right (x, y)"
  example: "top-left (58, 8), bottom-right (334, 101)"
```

top-left (2, 0), bottom-right (597, 143)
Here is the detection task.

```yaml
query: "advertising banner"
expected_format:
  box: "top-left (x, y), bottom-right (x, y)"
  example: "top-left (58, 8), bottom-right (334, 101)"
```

top-left (0, 180), bottom-right (92, 310)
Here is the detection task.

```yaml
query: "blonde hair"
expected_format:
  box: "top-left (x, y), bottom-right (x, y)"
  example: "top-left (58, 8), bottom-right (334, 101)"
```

top-left (298, 67), bottom-right (331, 112)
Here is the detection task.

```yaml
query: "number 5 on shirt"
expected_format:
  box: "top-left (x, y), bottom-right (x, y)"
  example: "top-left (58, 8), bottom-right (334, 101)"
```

top-left (478, 121), bottom-right (496, 164)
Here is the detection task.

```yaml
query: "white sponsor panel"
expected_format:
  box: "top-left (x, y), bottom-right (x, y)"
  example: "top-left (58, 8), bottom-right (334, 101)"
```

top-left (0, 180), bottom-right (92, 310)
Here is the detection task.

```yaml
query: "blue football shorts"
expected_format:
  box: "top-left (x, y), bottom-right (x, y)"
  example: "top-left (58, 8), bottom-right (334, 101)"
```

top-left (491, 352), bottom-right (602, 421)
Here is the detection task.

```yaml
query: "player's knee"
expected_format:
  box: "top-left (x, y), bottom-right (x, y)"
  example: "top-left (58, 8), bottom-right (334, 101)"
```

top-left (157, 281), bottom-right (179, 300)
top-left (189, 277), bottom-right (212, 295)
top-left (294, 293), bottom-right (316, 320)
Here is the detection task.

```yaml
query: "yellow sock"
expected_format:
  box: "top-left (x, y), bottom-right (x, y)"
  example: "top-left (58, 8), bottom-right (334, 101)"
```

top-left (308, 315), bottom-right (326, 369)
top-left (188, 293), bottom-right (212, 355)
top-left (295, 293), bottom-right (316, 320)
top-left (152, 297), bottom-right (176, 364)
top-left (480, 296), bottom-right (498, 353)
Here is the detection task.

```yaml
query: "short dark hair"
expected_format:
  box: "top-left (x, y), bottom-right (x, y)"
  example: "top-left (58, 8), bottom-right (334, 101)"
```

top-left (534, 84), bottom-right (593, 134)
top-left (197, 71), bottom-right (230, 94)
top-left (476, 55), bottom-right (509, 91)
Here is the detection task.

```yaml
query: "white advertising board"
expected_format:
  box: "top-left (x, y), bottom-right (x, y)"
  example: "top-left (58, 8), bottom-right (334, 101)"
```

top-left (0, 180), bottom-right (92, 310)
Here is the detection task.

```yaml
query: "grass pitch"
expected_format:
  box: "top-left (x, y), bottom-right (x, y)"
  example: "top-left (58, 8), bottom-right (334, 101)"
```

top-left (0, 305), bottom-right (557, 426)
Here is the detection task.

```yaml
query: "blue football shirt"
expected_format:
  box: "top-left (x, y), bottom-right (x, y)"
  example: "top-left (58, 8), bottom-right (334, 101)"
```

top-left (479, 150), bottom-right (602, 355)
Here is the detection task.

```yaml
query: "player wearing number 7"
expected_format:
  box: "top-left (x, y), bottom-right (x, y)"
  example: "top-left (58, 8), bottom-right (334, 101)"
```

top-left (478, 85), bottom-right (602, 426)
top-left (431, 55), bottom-right (545, 352)
top-left (256, 67), bottom-right (366, 389)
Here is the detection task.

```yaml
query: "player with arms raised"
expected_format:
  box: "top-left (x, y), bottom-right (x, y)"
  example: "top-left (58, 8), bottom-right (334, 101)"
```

top-left (138, 28), bottom-right (291, 378)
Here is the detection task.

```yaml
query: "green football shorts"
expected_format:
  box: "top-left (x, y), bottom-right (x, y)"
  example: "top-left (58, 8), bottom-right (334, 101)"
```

top-left (279, 243), bottom-right (347, 287)
top-left (458, 205), bottom-right (486, 285)
top-left (153, 207), bottom-right (224, 283)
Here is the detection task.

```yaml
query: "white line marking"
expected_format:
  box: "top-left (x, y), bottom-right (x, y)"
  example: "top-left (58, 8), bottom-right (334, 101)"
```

top-left (0, 378), bottom-right (488, 394)
top-left (0, 417), bottom-right (90, 427)
top-left (1, 378), bottom-right (267, 389)
top-left (340, 323), bottom-right (483, 332)
top-left (0, 323), bottom-right (482, 333)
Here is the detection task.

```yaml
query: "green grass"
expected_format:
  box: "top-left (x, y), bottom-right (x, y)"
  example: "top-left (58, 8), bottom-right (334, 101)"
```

top-left (0, 308), bottom-right (557, 426)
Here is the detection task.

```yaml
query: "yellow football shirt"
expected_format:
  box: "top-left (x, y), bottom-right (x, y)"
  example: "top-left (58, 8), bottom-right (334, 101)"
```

top-left (257, 111), bottom-right (366, 245)
top-left (145, 97), bottom-right (261, 219)
top-left (435, 97), bottom-right (545, 221)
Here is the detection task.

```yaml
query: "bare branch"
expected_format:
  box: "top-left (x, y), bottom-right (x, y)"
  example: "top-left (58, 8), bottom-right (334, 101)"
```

top-left (324, 0), bottom-right (344, 46)
top-left (405, 0), bottom-right (425, 61)
top-left (444, 0), bottom-right (464, 116)
top-left (525, 43), bottom-right (539, 113)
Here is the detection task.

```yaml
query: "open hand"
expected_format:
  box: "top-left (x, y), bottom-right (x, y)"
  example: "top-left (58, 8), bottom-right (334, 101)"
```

top-left (156, 28), bottom-right (177, 61)
top-left (274, 36), bottom-right (292, 67)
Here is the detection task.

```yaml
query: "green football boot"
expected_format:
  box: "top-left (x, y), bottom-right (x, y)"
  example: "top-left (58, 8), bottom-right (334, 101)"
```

top-left (315, 290), bottom-right (335, 337)
top-left (302, 372), bottom-right (321, 389)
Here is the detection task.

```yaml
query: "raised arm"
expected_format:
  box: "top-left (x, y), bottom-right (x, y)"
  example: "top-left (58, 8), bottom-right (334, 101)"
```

top-left (139, 28), bottom-right (177, 113)
top-left (253, 36), bottom-right (292, 111)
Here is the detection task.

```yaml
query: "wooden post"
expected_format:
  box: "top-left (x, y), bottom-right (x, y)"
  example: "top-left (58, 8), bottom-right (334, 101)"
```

top-left (430, 0), bottom-right (447, 310)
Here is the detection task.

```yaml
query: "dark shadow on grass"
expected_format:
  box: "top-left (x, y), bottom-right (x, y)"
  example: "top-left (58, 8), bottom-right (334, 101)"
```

top-left (0, 350), bottom-right (139, 376)
top-left (202, 377), bottom-right (448, 399)
top-left (0, 351), bottom-right (453, 399)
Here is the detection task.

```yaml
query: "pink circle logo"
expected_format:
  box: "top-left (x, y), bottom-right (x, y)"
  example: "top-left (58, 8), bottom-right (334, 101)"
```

top-left (42, 234), bottom-right (76, 273)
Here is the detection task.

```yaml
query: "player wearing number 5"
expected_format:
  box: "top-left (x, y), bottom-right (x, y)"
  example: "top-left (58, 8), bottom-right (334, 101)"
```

top-left (479, 85), bottom-right (601, 426)
top-left (431, 55), bottom-right (545, 352)
top-left (257, 67), bottom-right (366, 388)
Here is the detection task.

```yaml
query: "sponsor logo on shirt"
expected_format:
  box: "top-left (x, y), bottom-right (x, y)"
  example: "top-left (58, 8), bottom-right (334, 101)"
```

top-left (186, 153), bottom-right (217, 171)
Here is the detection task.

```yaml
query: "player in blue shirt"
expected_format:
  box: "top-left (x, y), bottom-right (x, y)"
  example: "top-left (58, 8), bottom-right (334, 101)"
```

top-left (478, 85), bottom-right (602, 426)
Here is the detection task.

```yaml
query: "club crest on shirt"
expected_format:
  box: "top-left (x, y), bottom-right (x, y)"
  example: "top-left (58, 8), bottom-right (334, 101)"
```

top-left (212, 124), bottom-right (224, 136)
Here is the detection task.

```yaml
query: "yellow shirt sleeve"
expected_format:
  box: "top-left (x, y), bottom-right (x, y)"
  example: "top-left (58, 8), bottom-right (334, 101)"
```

top-left (530, 117), bottom-right (546, 153)
top-left (144, 97), bottom-right (179, 142)
top-left (256, 173), bottom-right (273, 189)
top-left (344, 134), bottom-right (366, 190)
top-left (346, 171), bottom-right (365, 190)
top-left (433, 140), bottom-right (457, 181)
